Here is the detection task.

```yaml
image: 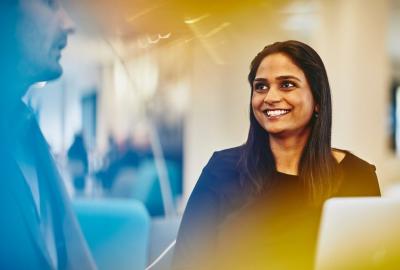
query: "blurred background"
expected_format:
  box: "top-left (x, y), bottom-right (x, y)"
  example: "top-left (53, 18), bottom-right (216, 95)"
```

top-left (24, 0), bottom-right (400, 269)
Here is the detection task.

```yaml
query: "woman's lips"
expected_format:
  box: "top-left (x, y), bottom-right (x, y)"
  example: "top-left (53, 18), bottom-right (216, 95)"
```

top-left (263, 109), bottom-right (291, 118)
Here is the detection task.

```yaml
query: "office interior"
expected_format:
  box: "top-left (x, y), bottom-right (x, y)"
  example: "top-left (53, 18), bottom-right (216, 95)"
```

top-left (24, 0), bottom-right (400, 269)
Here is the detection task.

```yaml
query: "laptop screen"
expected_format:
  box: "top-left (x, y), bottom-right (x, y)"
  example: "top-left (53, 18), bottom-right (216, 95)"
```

top-left (315, 197), bottom-right (400, 270)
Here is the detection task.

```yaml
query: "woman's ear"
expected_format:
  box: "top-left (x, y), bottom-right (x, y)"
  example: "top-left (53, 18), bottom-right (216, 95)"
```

top-left (315, 105), bottom-right (320, 113)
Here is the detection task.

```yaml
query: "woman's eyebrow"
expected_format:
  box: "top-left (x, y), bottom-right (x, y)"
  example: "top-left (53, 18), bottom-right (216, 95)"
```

top-left (276, 75), bottom-right (301, 82)
top-left (253, 78), bottom-right (268, 83)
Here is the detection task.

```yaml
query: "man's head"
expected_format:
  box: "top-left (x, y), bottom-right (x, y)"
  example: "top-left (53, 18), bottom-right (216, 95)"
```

top-left (1, 0), bottom-right (74, 86)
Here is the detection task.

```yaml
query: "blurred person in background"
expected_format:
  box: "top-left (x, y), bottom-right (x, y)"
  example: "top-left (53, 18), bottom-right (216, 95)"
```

top-left (67, 133), bottom-right (89, 196)
top-left (0, 0), bottom-right (95, 269)
top-left (172, 40), bottom-right (381, 269)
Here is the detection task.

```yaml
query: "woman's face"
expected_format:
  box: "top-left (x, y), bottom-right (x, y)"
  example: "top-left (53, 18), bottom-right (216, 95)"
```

top-left (251, 53), bottom-right (316, 138)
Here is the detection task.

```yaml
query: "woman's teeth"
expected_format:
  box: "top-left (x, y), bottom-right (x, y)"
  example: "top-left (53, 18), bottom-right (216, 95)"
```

top-left (265, 109), bottom-right (290, 117)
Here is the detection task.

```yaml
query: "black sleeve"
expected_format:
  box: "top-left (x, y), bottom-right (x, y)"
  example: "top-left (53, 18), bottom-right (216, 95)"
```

top-left (339, 162), bottom-right (381, 197)
top-left (172, 158), bottom-right (221, 270)
top-left (363, 165), bottom-right (381, 196)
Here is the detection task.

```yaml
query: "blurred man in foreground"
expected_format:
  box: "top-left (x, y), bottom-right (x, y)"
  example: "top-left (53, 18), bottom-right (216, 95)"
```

top-left (0, 0), bottom-right (96, 269)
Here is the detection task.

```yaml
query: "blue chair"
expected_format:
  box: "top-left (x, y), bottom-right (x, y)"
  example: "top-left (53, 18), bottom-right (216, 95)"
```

top-left (73, 199), bottom-right (150, 270)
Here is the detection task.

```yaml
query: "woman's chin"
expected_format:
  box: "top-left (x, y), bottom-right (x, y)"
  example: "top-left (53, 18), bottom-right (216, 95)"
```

top-left (265, 126), bottom-right (286, 136)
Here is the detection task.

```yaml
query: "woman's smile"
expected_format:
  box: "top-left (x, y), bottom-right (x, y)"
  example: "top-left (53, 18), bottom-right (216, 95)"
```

top-left (252, 53), bottom-right (316, 137)
top-left (264, 109), bottom-right (291, 118)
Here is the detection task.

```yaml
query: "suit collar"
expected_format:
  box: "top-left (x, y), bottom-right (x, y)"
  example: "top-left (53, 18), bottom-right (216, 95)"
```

top-left (5, 110), bottom-right (65, 269)
top-left (1, 100), bottom-right (96, 270)
top-left (7, 151), bottom-right (54, 269)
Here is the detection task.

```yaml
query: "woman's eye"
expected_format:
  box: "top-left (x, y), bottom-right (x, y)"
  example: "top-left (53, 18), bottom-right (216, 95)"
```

top-left (281, 81), bottom-right (295, 89)
top-left (254, 83), bottom-right (268, 92)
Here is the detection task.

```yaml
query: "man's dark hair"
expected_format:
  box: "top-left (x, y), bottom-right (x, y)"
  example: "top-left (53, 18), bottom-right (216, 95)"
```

top-left (239, 40), bottom-right (341, 204)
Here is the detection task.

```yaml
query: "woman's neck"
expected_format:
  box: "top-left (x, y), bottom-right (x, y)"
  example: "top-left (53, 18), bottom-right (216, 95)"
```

top-left (269, 129), bottom-right (310, 175)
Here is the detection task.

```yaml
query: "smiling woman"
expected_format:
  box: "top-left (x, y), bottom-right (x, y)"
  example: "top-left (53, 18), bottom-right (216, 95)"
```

top-left (172, 40), bottom-right (381, 270)
top-left (245, 41), bottom-right (332, 198)
top-left (251, 53), bottom-right (315, 143)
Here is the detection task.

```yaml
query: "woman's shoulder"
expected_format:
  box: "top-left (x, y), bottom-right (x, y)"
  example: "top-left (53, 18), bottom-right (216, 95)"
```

top-left (335, 149), bottom-right (380, 196)
top-left (336, 149), bottom-right (376, 172)
top-left (206, 145), bottom-right (243, 170)
top-left (196, 145), bottom-right (244, 194)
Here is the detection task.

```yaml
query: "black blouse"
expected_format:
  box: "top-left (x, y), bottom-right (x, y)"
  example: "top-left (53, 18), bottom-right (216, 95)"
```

top-left (172, 146), bottom-right (380, 270)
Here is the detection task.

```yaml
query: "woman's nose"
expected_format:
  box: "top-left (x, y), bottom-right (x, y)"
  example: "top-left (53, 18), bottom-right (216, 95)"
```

top-left (264, 86), bottom-right (282, 104)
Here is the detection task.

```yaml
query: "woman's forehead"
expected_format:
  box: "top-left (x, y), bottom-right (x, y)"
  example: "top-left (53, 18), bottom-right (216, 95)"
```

top-left (255, 53), bottom-right (305, 80)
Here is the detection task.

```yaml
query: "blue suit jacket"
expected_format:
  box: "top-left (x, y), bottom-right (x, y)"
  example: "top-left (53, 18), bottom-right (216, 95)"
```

top-left (0, 104), bottom-right (96, 270)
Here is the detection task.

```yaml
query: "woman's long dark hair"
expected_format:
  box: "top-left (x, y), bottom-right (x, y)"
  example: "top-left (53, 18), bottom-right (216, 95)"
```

top-left (240, 40), bottom-right (341, 204)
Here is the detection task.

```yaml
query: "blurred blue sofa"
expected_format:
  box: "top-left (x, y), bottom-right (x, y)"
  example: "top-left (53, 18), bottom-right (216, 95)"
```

top-left (73, 199), bottom-right (150, 270)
